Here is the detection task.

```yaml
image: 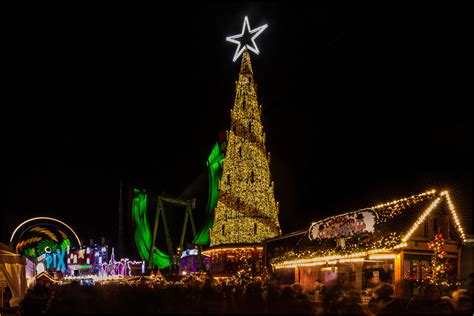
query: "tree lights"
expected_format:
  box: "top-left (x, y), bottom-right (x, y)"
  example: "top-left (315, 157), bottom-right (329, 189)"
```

top-left (423, 233), bottom-right (452, 286)
top-left (209, 51), bottom-right (280, 247)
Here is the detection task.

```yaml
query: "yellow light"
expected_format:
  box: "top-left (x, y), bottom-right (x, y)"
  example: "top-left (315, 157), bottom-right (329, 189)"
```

top-left (441, 191), bottom-right (466, 242)
top-left (274, 250), bottom-right (370, 268)
top-left (339, 258), bottom-right (365, 263)
top-left (402, 197), bottom-right (441, 242)
top-left (209, 51), bottom-right (280, 247)
top-left (321, 267), bottom-right (337, 271)
top-left (202, 246), bottom-right (263, 256)
top-left (369, 254), bottom-right (396, 260)
top-left (393, 243), bottom-right (407, 249)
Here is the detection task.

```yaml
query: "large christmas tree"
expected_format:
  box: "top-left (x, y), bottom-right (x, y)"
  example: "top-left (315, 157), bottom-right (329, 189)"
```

top-left (209, 50), bottom-right (281, 246)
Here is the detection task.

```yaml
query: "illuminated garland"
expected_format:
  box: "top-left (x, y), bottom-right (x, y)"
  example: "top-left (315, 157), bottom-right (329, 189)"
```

top-left (308, 190), bottom-right (437, 233)
top-left (271, 232), bottom-right (401, 265)
top-left (210, 51), bottom-right (280, 246)
top-left (440, 191), bottom-right (466, 242)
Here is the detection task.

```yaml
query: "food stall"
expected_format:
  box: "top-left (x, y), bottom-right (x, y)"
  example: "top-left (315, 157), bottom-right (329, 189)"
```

top-left (268, 190), bottom-right (467, 297)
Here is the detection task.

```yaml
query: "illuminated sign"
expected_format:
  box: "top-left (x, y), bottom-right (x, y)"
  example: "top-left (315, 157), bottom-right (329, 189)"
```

top-left (36, 249), bottom-right (67, 273)
top-left (309, 211), bottom-right (375, 240)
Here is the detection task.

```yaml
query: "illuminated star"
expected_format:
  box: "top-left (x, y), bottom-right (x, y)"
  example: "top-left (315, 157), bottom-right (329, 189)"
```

top-left (226, 16), bottom-right (268, 62)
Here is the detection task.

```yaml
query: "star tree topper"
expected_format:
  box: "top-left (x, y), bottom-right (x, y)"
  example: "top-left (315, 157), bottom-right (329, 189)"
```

top-left (226, 16), bottom-right (268, 62)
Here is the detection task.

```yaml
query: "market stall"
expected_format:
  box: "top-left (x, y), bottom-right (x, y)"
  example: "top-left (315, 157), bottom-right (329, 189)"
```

top-left (268, 189), bottom-right (467, 297)
top-left (0, 242), bottom-right (27, 307)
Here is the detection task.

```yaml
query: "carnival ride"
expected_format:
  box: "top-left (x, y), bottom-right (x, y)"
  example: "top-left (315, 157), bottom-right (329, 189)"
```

top-left (193, 141), bottom-right (226, 245)
top-left (131, 140), bottom-right (226, 270)
top-left (150, 195), bottom-right (197, 268)
top-left (10, 217), bottom-right (82, 261)
top-left (132, 190), bottom-right (198, 270)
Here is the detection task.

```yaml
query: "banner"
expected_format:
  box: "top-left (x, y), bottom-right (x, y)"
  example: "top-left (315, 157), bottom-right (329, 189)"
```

top-left (309, 211), bottom-right (375, 240)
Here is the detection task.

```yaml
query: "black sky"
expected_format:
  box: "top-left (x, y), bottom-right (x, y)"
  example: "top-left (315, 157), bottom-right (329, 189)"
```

top-left (1, 4), bottom-right (472, 255)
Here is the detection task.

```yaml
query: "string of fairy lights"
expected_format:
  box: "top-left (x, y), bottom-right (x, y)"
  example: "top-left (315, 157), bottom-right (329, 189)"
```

top-left (210, 51), bottom-right (280, 247)
top-left (441, 190), bottom-right (466, 242)
top-left (272, 190), bottom-right (467, 269)
top-left (272, 232), bottom-right (402, 267)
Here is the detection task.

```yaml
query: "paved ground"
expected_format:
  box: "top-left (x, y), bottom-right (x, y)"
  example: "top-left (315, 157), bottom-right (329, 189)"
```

top-left (0, 307), bottom-right (18, 316)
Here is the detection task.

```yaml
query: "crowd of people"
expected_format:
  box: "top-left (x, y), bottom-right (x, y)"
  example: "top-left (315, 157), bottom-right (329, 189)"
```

top-left (17, 273), bottom-right (473, 315)
top-left (18, 278), bottom-right (310, 314)
top-left (325, 282), bottom-right (472, 315)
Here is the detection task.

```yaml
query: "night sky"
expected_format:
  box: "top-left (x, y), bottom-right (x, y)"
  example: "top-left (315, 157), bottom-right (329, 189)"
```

top-left (1, 5), bottom-right (471, 256)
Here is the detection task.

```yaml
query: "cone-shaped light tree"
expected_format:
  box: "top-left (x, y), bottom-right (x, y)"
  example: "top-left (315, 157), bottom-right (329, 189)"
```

top-left (209, 50), bottom-right (281, 246)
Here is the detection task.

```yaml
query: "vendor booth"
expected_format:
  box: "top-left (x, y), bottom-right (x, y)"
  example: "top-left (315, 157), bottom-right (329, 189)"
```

top-left (0, 242), bottom-right (27, 307)
top-left (268, 189), bottom-right (467, 297)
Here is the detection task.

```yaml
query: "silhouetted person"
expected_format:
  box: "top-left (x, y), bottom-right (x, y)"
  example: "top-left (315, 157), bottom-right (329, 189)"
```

top-left (433, 300), bottom-right (456, 314)
top-left (424, 284), bottom-right (442, 303)
top-left (376, 297), bottom-right (407, 315)
top-left (406, 284), bottom-right (442, 314)
top-left (452, 295), bottom-right (472, 314)
top-left (368, 283), bottom-right (394, 315)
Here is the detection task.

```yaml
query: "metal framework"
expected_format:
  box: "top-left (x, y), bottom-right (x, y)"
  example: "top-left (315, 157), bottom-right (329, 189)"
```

top-left (148, 195), bottom-right (197, 269)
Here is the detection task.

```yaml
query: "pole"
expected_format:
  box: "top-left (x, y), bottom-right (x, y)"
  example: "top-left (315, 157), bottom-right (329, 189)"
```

top-left (149, 201), bottom-right (161, 269)
top-left (160, 198), bottom-right (174, 260)
top-left (179, 211), bottom-right (189, 252)
top-left (119, 181), bottom-right (124, 258)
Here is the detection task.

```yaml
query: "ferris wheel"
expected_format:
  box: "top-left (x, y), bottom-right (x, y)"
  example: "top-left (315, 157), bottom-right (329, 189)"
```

top-left (10, 217), bottom-right (82, 260)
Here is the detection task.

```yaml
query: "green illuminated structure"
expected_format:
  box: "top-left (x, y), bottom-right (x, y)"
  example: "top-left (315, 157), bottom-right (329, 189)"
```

top-left (131, 141), bottom-right (225, 267)
top-left (193, 141), bottom-right (226, 245)
top-left (148, 195), bottom-right (197, 269)
top-left (131, 189), bottom-right (171, 269)
top-left (132, 188), bottom-right (198, 270)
